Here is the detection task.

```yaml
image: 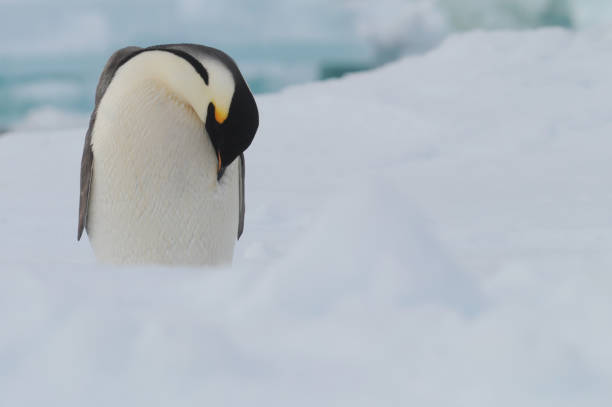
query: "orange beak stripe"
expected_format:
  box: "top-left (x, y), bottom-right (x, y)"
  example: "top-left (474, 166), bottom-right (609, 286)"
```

top-left (215, 108), bottom-right (228, 124)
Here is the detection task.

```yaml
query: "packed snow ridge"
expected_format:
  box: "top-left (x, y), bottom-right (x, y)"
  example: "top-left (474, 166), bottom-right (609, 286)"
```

top-left (1, 28), bottom-right (611, 406)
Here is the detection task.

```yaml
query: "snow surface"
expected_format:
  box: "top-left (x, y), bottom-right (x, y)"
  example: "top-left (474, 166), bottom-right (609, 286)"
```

top-left (11, 106), bottom-right (88, 132)
top-left (1, 28), bottom-right (612, 405)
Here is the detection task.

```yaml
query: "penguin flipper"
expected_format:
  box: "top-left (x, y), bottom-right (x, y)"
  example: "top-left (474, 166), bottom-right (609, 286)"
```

top-left (77, 124), bottom-right (93, 241)
top-left (78, 46), bottom-right (142, 240)
top-left (237, 153), bottom-right (246, 240)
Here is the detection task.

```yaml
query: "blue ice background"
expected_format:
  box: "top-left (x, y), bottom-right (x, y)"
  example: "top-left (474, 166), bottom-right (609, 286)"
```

top-left (0, 0), bottom-right (610, 130)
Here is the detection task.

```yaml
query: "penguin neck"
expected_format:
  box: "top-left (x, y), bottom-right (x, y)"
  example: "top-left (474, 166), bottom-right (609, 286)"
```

top-left (93, 77), bottom-right (219, 184)
top-left (110, 50), bottom-right (210, 122)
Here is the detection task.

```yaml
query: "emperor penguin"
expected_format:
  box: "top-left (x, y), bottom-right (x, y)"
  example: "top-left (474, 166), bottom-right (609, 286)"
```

top-left (77, 44), bottom-right (259, 266)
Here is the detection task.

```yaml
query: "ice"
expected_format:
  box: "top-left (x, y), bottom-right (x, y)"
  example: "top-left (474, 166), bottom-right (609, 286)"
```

top-left (0, 28), bottom-right (611, 405)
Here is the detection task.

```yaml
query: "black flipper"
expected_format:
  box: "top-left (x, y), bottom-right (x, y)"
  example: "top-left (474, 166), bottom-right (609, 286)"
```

top-left (238, 153), bottom-right (245, 239)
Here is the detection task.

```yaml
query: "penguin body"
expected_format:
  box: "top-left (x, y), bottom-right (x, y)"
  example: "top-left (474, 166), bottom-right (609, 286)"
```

top-left (78, 45), bottom-right (258, 266)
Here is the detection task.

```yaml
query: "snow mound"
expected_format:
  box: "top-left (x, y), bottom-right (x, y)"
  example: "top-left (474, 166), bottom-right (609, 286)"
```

top-left (12, 106), bottom-right (88, 132)
top-left (1, 28), bottom-right (612, 406)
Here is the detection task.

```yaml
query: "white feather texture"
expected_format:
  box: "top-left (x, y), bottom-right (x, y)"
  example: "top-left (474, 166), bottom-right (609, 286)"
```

top-left (87, 52), bottom-right (240, 266)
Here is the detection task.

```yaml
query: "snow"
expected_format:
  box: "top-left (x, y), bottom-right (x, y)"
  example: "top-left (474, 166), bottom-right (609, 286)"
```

top-left (349, 0), bottom-right (449, 60)
top-left (11, 106), bottom-right (88, 132)
top-left (1, 28), bottom-right (612, 405)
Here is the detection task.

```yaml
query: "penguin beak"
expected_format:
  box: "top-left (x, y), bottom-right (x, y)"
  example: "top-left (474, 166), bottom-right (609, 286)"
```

top-left (217, 150), bottom-right (225, 180)
top-left (213, 103), bottom-right (227, 180)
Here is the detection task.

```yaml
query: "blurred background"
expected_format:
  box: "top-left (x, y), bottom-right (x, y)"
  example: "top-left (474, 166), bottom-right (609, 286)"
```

top-left (1, 0), bottom-right (611, 132)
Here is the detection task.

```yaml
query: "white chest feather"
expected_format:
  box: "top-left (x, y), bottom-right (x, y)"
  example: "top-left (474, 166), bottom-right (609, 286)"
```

top-left (87, 80), bottom-right (239, 266)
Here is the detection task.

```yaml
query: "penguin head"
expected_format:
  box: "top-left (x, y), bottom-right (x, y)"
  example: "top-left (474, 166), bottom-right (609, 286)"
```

top-left (198, 54), bottom-right (259, 180)
top-left (116, 45), bottom-right (259, 180)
